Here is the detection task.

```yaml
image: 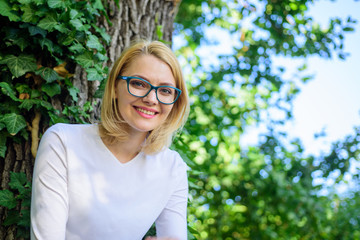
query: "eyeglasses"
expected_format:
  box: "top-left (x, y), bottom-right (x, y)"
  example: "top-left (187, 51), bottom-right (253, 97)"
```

top-left (117, 76), bottom-right (182, 105)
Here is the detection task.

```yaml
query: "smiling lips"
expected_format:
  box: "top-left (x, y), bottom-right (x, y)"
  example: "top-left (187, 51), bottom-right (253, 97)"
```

top-left (134, 107), bottom-right (158, 119)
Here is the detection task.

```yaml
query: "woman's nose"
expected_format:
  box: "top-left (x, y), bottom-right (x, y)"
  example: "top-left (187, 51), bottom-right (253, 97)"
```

top-left (142, 89), bottom-right (158, 104)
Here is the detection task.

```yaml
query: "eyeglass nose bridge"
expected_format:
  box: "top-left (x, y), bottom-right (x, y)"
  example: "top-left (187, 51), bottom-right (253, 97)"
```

top-left (142, 86), bottom-right (159, 101)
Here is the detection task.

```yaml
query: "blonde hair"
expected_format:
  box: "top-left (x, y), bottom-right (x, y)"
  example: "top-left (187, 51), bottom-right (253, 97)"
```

top-left (99, 40), bottom-right (189, 154)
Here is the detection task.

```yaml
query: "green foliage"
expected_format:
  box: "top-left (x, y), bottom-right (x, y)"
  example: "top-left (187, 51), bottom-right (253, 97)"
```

top-left (0, 172), bottom-right (32, 238)
top-left (0, 0), bottom-right (109, 237)
top-left (173, 0), bottom-right (359, 239)
top-left (0, 0), bottom-right (109, 158)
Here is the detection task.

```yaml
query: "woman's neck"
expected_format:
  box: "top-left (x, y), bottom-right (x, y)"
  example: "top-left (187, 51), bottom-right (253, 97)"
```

top-left (102, 131), bottom-right (147, 164)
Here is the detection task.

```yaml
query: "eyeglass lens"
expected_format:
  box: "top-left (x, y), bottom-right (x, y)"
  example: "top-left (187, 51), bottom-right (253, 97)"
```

top-left (128, 78), bottom-right (178, 104)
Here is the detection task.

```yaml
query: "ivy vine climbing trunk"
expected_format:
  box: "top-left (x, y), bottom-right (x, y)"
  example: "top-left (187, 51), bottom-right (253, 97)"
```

top-left (0, 0), bottom-right (180, 239)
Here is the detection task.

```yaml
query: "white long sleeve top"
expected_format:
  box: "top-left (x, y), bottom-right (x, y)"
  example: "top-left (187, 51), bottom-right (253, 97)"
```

top-left (31, 123), bottom-right (188, 240)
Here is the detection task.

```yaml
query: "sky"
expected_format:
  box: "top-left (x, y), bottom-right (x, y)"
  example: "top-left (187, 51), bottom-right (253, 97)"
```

top-left (241, 0), bottom-right (360, 157)
top-left (174, 0), bottom-right (360, 159)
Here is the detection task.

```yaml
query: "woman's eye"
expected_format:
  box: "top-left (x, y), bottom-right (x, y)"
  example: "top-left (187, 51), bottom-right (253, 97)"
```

top-left (159, 88), bottom-right (173, 95)
top-left (130, 80), bottom-right (146, 88)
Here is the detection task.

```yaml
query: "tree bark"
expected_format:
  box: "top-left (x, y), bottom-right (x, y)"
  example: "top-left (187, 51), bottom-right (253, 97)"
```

top-left (0, 0), bottom-right (180, 239)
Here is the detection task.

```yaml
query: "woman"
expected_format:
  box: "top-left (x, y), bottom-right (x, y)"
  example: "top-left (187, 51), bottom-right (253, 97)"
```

top-left (31, 40), bottom-right (190, 240)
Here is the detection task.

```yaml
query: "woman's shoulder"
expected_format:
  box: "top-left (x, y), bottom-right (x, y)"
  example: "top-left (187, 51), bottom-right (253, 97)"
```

top-left (43, 123), bottom-right (97, 141)
top-left (148, 148), bottom-right (188, 172)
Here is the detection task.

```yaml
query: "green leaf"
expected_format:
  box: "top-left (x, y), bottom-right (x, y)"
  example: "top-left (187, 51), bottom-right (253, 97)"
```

top-left (0, 0), bottom-right (20, 21)
top-left (0, 133), bottom-right (7, 158)
top-left (18, 0), bottom-right (32, 4)
top-left (54, 24), bottom-right (69, 33)
top-left (35, 67), bottom-right (59, 82)
top-left (18, 99), bottom-right (39, 111)
top-left (68, 86), bottom-right (79, 101)
top-left (69, 18), bottom-right (84, 30)
top-left (75, 52), bottom-right (94, 68)
top-left (69, 9), bottom-right (81, 19)
top-left (48, 111), bottom-right (69, 125)
top-left (48, 0), bottom-right (66, 8)
top-left (86, 68), bottom-right (102, 81)
top-left (21, 4), bottom-right (37, 22)
top-left (61, 35), bottom-right (75, 46)
top-left (8, 172), bottom-right (27, 192)
top-left (39, 38), bottom-right (54, 52)
top-left (86, 35), bottom-right (103, 51)
top-left (0, 113), bottom-right (27, 135)
top-left (12, 38), bottom-right (29, 51)
top-left (41, 82), bottom-right (61, 97)
top-left (3, 210), bottom-right (20, 226)
top-left (0, 190), bottom-right (17, 209)
top-left (28, 25), bottom-right (47, 37)
top-left (94, 25), bottom-right (111, 44)
top-left (0, 82), bottom-right (20, 102)
top-left (38, 15), bottom-right (58, 32)
top-left (0, 55), bottom-right (37, 77)
top-left (69, 43), bottom-right (85, 53)
top-left (93, 0), bottom-right (105, 10)
top-left (40, 100), bottom-right (53, 110)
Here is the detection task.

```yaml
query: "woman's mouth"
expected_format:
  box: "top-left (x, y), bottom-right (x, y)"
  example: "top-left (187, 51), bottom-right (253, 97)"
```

top-left (134, 107), bottom-right (158, 118)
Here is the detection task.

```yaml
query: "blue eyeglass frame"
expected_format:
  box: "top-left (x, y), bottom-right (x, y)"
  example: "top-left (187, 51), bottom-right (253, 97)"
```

top-left (117, 76), bottom-right (182, 105)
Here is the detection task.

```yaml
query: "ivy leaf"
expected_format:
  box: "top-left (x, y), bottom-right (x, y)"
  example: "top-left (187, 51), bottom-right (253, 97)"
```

top-left (0, 55), bottom-right (37, 77)
top-left (0, 133), bottom-right (7, 158)
top-left (70, 18), bottom-right (86, 31)
top-left (47, 0), bottom-right (66, 9)
top-left (40, 100), bottom-right (53, 110)
top-left (94, 25), bottom-right (111, 44)
top-left (86, 35), bottom-right (103, 51)
top-left (18, 99), bottom-right (39, 111)
top-left (35, 67), bottom-right (59, 82)
top-left (0, 0), bottom-right (20, 22)
top-left (86, 68), bottom-right (102, 81)
top-left (41, 82), bottom-right (61, 97)
top-left (28, 25), bottom-right (47, 37)
top-left (8, 172), bottom-right (27, 192)
top-left (39, 38), bottom-right (54, 52)
top-left (0, 190), bottom-right (17, 209)
top-left (48, 112), bottom-right (69, 125)
top-left (54, 24), bottom-right (69, 33)
top-left (38, 15), bottom-right (58, 32)
top-left (0, 113), bottom-right (27, 135)
top-left (68, 86), bottom-right (79, 101)
top-left (0, 82), bottom-right (20, 102)
top-left (3, 210), bottom-right (20, 226)
top-left (69, 43), bottom-right (85, 53)
top-left (12, 37), bottom-right (29, 51)
top-left (75, 52), bottom-right (94, 68)
top-left (21, 4), bottom-right (37, 23)
top-left (69, 9), bottom-right (82, 19)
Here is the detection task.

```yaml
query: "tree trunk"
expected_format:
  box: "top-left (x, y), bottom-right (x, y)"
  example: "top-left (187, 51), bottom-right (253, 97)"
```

top-left (0, 0), bottom-right (180, 239)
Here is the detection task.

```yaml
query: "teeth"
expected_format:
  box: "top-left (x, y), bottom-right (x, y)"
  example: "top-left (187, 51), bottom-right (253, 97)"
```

top-left (136, 108), bottom-right (156, 115)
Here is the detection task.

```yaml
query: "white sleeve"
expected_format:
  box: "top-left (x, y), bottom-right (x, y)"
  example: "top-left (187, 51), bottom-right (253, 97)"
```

top-left (31, 125), bottom-right (68, 240)
top-left (155, 163), bottom-right (188, 240)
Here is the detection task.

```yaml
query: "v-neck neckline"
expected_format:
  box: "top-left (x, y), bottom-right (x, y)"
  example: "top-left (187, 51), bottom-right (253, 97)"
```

top-left (94, 124), bottom-right (144, 166)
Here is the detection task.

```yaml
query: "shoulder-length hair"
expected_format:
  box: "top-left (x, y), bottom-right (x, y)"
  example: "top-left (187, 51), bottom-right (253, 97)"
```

top-left (99, 40), bottom-right (189, 154)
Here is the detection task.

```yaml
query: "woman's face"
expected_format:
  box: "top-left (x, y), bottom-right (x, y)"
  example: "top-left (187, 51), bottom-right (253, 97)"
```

top-left (115, 54), bottom-right (176, 135)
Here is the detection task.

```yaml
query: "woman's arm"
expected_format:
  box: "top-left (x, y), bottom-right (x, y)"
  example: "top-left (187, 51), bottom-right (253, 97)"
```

top-left (155, 162), bottom-right (188, 240)
top-left (31, 125), bottom-right (68, 240)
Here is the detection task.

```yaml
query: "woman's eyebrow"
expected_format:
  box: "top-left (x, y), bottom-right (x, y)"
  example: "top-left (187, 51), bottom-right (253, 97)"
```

top-left (133, 74), bottom-right (176, 87)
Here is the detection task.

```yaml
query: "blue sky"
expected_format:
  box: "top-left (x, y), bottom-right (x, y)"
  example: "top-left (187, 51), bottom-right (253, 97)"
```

top-left (279, 0), bottom-right (360, 156)
top-left (238, 0), bottom-right (360, 157)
